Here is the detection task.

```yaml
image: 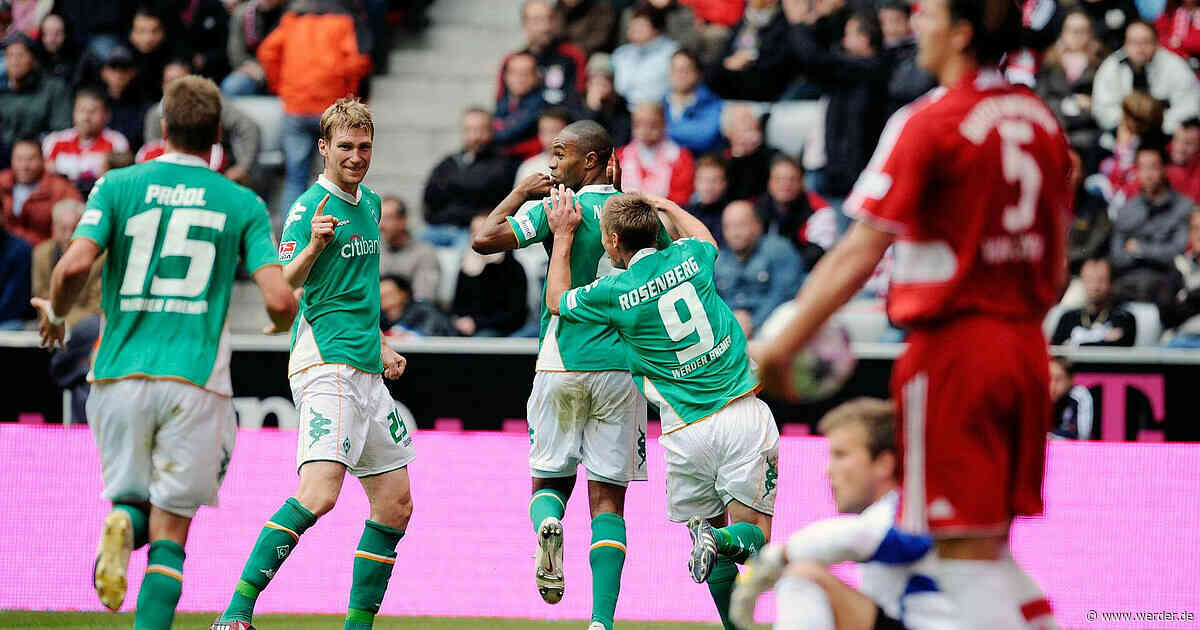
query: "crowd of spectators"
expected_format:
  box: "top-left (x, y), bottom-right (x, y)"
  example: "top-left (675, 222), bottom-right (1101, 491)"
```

top-left (5, 0), bottom-right (1200, 353)
top-left (398, 0), bottom-right (1200, 349)
top-left (0, 0), bottom-right (433, 331)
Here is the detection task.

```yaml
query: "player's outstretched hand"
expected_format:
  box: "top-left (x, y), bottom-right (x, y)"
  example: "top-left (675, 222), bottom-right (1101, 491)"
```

top-left (607, 152), bottom-right (622, 191)
top-left (547, 185), bottom-right (582, 235)
top-left (729, 543), bottom-right (787, 628)
top-left (517, 172), bottom-right (553, 199)
top-left (382, 345), bottom-right (407, 380)
top-left (310, 194), bottom-right (338, 250)
top-left (29, 297), bottom-right (66, 350)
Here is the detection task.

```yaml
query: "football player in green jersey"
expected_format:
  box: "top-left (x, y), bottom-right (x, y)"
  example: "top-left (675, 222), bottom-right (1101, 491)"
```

top-left (545, 188), bottom-right (780, 630)
top-left (32, 76), bottom-right (298, 629)
top-left (474, 121), bottom-right (658, 630)
top-left (212, 99), bottom-right (414, 630)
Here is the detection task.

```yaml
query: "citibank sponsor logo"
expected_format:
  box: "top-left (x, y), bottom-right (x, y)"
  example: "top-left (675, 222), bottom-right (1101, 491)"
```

top-left (341, 234), bottom-right (379, 259)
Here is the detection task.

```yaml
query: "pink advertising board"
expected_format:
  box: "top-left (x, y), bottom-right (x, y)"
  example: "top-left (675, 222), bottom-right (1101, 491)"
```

top-left (1, 426), bottom-right (1197, 628)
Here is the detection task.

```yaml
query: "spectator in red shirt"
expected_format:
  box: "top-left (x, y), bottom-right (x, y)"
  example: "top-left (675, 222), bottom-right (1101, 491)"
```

top-left (0, 138), bottom-right (82, 247)
top-left (682, 0), bottom-right (746, 27)
top-left (42, 87), bottom-right (130, 191)
top-left (1168, 117), bottom-right (1200, 201)
top-left (617, 102), bottom-right (695, 205)
top-left (1157, 0), bottom-right (1200, 72)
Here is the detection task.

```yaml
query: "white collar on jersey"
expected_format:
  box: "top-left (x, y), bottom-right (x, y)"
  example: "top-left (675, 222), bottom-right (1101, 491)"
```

top-left (156, 152), bottom-right (211, 169)
top-left (577, 184), bottom-right (617, 195)
top-left (628, 248), bottom-right (657, 267)
top-left (317, 174), bottom-right (362, 205)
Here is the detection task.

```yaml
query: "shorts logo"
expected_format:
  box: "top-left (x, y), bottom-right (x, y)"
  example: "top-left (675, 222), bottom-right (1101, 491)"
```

top-left (528, 426), bottom-right (535, 446)
top-left (308, 411), bottom-right (332, 448)
top-left (929, 497), bottom-right (955, 520)
top-left (761, 457), bottom-right (778, 499)
top-left (275, 545), bottom-right (290, 560)
top-left (260, 568), bottom-right (275, 579)
top-left (279, 241), bottom-right (297, 261)
top-left (636, 428), bottom-right (646, 468)
top-left (342, 437), bottom-right (352, 454)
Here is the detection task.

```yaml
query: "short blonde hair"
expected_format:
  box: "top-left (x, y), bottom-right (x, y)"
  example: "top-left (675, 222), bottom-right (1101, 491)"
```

top-left (320, 97), bottom-right (374, 142)
top-left (817, 398), bottom-right (896, 459)
top-left (600, 193), bottom-right (660, 252)
top-left (162, 75), bottom-right (222, 152)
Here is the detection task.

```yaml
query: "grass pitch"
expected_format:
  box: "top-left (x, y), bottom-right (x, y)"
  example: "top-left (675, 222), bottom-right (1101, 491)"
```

top-left (0, 612), bottom-right (760, 629)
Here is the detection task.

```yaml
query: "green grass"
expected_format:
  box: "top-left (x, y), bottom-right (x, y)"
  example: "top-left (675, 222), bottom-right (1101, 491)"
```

top-left (0, 612), bottom-right (761, 629)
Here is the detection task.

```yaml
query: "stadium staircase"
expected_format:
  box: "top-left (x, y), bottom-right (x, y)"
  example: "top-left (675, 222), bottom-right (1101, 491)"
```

top-left (367, 0), bottom-right (526, 228)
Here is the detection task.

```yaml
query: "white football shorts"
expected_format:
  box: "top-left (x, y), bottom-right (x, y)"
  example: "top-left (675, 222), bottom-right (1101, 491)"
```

top-left (291, 363), bottom-right (415, 478)
top-left (527, 370), bottom-right (649, 486)
top-left (659, 393), bottom-right (779, 522)
top-left (88, 378), bottom-right (237, 518)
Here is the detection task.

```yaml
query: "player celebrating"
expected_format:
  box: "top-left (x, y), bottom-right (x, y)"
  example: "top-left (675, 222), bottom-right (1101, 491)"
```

top-left (730, 399), bottom-right (963, 630)
top-left (473, 120), bottom-right (664, 630)
top-left (755, 1), bottom-right (1071, 627)
top-left (544, 189), bottom-right (779, 630)
top-left (211, 98), bottom-right (413, 630)
top-left (32, 76), bottom-right (297, 628)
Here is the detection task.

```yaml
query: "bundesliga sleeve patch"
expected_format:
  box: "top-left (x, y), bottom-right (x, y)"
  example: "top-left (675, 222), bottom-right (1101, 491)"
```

top-left (79, 209), bottom-right (103, 226)
top-left (278, 241), bottom-right (297, 261)
top-left (515, 215), bottom-right (537, 240)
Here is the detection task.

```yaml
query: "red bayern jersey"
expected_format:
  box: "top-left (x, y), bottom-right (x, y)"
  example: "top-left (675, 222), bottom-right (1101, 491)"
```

top-left (135, 140), bottom-right (228, 172)
top-left (845, 69), bottom-right (1073, 328)
top-left (43, 128), bottom-right (129, 183)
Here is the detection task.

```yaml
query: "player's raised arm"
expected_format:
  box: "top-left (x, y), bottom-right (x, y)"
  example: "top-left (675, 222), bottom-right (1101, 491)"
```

top-left (643, 194), bottom-right (716, 248)
top-left (545, 185), bottom-right (583, 316)
top-left (282, 193), bottom-right (335, 288)
top-left (32, 237), bottom-right (102, 349)
top-left (472, 172), bottom-right (553, 254)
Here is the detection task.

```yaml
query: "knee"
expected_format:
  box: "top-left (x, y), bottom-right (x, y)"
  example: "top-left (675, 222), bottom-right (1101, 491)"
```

top-left (295, 489), bottom-right (338, 518)
top-left (376, 493), bottom-right (413, 530)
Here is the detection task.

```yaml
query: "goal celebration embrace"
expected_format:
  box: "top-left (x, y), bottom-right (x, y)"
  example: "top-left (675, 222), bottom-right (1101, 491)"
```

top-left (10, 0), bottom-right (1199, 628)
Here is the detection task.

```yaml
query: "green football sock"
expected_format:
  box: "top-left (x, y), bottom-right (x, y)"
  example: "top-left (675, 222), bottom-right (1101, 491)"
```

top-left (133, 540), bottom-right (185, 630)
top-left (345, 520), bottom-right (405, 630)
top-left (706, 557), bottom-right (740, 630)
top-left (588, 513), bottom-right (627, 630)
top-left (529, 488), bottom-right (567, 532)
top-left (114, 504), bottom-right (149, 549)
top-left (713, 521), bottom-right (766, 564)
top-left (221, 497), bottom-right (317, 622)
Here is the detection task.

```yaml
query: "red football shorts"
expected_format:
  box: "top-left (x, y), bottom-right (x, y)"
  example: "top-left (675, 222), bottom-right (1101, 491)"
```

top-left (891, 316), bottom-right (1050, 537)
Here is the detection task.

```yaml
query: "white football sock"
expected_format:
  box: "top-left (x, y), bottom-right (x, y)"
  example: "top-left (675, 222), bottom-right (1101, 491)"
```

top-left (932, 552), bottom-right (1055, 630)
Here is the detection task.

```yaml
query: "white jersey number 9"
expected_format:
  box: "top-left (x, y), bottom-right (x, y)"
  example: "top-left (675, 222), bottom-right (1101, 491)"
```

top-left (659, 282), bottom-right (716, 364)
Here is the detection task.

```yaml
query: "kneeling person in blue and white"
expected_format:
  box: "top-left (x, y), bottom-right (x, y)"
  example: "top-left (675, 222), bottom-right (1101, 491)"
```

top-left (729, 398), bottom-right (959, 630)
top-left (545, 187), bottom-right (780, 630)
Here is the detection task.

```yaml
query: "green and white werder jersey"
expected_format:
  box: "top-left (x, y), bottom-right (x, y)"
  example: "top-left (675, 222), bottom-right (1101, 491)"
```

top-left (280, 175), bottom-right (383, 376)
top-left (73, 153), bottom-right (279, 395)
top-left (508, 183), bottom-right (669, 372)
top-left (558, 238), bottom-right (758, 433)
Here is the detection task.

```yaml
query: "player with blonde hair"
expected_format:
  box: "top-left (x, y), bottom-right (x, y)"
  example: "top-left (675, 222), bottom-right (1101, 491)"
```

top-left (212, 97), bottom-right (413, 630)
